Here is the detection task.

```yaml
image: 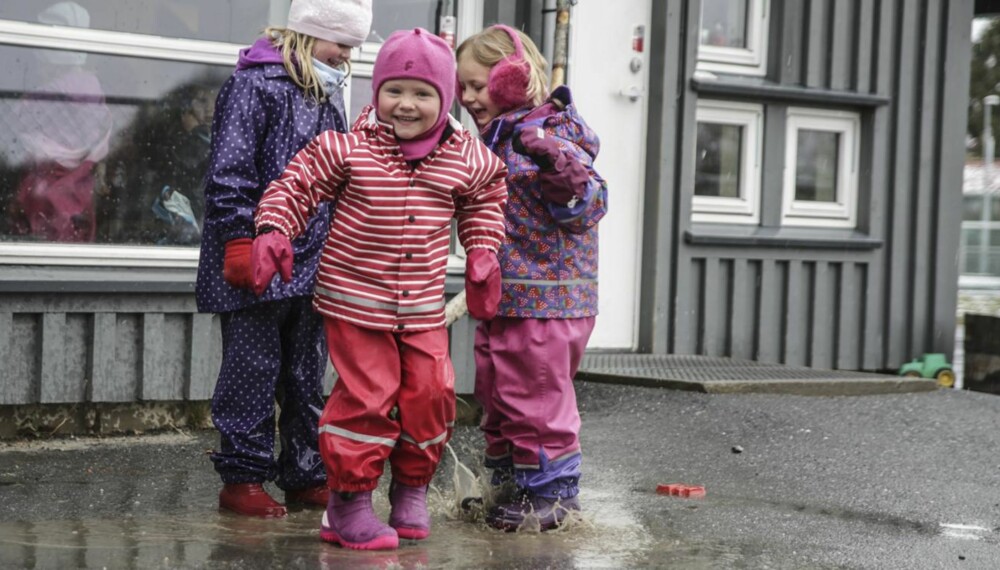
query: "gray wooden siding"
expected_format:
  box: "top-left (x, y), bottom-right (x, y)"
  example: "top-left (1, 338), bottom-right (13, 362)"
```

top-left (641, 0), bottom-right (973, 371)
top-left (0, 289), bottom-right (476, 405)
top-left (0, 295), bottom-right (215, 406)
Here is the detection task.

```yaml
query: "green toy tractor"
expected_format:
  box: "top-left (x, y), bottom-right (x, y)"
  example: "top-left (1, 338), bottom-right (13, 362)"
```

top-left (898, 353), bottom-right (955, 388)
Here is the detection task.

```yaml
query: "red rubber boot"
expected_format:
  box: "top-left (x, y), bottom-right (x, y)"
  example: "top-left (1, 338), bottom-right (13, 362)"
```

top-left (285, 484), bottom-right (329, 507)
top-left (219, 483), bottom-right (287, 518)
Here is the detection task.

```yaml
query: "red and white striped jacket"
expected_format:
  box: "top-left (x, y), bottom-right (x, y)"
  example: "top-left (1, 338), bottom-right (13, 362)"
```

top-left (255, 107), bottom-right (508, 331)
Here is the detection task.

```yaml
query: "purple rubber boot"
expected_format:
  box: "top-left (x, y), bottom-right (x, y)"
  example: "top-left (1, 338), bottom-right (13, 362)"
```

top-left (387, 481), bottom-right (430, 540)
top-left (320, 491), bottom-right (399, 550)
top-left (486, 492), bottom-right (581, 532)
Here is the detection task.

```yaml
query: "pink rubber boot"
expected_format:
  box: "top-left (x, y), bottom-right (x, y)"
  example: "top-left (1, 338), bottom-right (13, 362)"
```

top-left (388, 482), bottom-right (430, 540)
top-left (320, 491), bottom-right (399, 550)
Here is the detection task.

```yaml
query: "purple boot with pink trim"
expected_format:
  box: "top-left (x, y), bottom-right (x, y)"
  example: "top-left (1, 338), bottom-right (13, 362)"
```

top-left (388, 481), bottom-right (431, 540)
top-left (320, 491), bottom-right (399, 551)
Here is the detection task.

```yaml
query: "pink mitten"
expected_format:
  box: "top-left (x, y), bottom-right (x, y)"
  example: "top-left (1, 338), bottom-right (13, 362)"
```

top-left (465, 248), bottom-right (501, 321)
top-left (513, 126), bottom-right (588, 205)
top-left (512, 125), bottom-right (560, 169)
top-left (251, 230), bottom-right (294, 296)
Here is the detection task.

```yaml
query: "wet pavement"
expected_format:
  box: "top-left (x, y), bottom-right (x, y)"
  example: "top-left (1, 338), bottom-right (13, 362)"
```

top-left (2, 381), bottom-right (1000, 569)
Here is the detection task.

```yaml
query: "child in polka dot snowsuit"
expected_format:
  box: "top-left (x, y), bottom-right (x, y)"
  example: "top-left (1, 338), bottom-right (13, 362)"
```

top-left (194, 0), bottom-right (372, 519)
top-left (251, 28), bottom-right (508, 550)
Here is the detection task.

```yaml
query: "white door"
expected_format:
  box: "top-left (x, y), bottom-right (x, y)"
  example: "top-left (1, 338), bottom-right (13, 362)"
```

top-left (567, 0), bottom-right (650, 350)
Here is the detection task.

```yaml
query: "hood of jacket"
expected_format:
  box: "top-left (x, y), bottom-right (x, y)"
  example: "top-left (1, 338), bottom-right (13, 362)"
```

top-left (236, 37), bottom-right (286, 71)
top-left (481, 86), bottom-right (598, 160)
top-left (352, 105), bottom-right (470, 147)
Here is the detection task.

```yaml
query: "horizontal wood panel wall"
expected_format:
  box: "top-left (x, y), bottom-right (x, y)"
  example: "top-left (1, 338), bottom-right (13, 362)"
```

top-left (0, 293), bottom-right (477, 405)
top-left (643, 0), bottom-right (973, 370)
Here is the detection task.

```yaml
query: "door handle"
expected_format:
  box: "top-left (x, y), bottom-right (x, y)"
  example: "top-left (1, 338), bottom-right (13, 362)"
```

top-left (617, 85), bottom-right (643, 102)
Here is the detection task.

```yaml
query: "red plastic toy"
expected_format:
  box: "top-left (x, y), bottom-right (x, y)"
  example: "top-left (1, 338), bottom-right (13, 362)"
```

top-left (656, 483), bottom-right (706, 499)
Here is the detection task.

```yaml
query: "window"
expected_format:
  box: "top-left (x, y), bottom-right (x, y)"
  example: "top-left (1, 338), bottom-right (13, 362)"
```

top-left (0, 0), bottom-right (270, 45)
top-left (781, 108), bottom-right (860, 228)
top-left (0, 5), bottom-right (241, 266)
top-left (692, 100), bottom-right (763, 224)
top-left (697, 0), bottom-right (769, 76)
top-left (369, 1), bottom-right (442, 43)
top-left (0, 0), bottom-right (457, 268)
top-left (961, 194), bottom-right (1000, 277)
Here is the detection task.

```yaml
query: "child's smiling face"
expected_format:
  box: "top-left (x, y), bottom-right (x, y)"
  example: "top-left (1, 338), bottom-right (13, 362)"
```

top-left (457, 54), bottom-right (502, 130)
top-left (312, 39), bottom-right (353, 67)
top-left (377, 79), bottom-right (441, 140)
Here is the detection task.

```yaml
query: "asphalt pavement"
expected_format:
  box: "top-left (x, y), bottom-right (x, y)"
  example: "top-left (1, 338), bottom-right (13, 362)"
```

top-left (1, 380), bottom-right (999, 569)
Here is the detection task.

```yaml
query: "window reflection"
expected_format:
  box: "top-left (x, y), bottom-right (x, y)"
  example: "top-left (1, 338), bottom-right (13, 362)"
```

top-left (794, 129), bottom-right (840, 203)
top-left (349, 76), bottom-right (372, 121)
top-left (964, 195), bottom-right (984, 222)
top-left (0, 48), bottom-right (112, 243)
top-left (0, 43), bottom-right (228, 246)
top-left (104, 80), bottom-right (218, 245)
top-left (0, 0), bottom-right (456, 251)
top-left (695, 122), bottom-right (743, 198)
top-left (0, 0), bottom-right (273, 45)
top-left (370, 0), bottom-right (441, 43)
top-left (700, 0), bottom-right (748, 49)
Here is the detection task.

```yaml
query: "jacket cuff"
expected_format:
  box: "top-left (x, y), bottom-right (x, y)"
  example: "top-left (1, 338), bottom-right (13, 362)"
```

top-left (220, 225), bottom-right (255, 243)
top-left (255, 213), bottom-right (296, 238)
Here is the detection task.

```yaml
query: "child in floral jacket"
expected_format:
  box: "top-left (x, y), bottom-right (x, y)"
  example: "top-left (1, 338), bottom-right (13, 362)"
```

top-left (457, 24), bottom-right (608, 531)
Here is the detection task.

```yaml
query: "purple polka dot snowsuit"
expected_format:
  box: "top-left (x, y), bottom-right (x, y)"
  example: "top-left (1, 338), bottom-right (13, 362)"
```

top-left (195, 38), bottom-right (348, 490)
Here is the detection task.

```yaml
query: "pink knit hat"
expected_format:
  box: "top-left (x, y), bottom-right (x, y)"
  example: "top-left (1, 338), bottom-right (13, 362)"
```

top-left (287, 0), bottom-right (372, 48)
top-left (372, 28), bottom-right (456, 160)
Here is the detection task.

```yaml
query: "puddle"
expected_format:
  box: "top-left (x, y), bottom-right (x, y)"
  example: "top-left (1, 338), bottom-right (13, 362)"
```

top-left (939, 522), bottom-right (994, 541)
top-left (10, 434), bottom-right (989, 567)
top-left (0, 447), bottom-right (668, 569)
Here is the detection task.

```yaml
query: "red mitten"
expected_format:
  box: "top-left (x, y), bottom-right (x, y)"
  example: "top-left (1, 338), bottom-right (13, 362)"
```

top-left (251, 231), bottom-right (294, 296)
top-left (222, 238), bottom-right (254, 290)
top-left (465, 248), bottom-right (501, 321)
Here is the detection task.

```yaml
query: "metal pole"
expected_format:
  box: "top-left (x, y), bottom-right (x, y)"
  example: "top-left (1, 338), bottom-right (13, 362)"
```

top-left (982, 95), bottom-right (998, 274)
top-left (550, 0), bottom-right (573, 87)
top-left (985, 96), bottom-right (997, 178)
top-left (541, 0), bottom-right (557, 76)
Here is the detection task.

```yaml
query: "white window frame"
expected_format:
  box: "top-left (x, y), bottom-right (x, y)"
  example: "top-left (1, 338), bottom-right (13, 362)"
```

top-left (692, 100), bottom-right (763, 225)
top-left (696, 0), bottom-right (769, 77)
top-left (0, 18), bottom-right (241, 65)
top-left (781, 107), bottom-right (861, 229)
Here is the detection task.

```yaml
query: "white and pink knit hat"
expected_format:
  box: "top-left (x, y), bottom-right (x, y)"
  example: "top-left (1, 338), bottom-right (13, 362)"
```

top-left (287, 0), bottom-right (373, 47)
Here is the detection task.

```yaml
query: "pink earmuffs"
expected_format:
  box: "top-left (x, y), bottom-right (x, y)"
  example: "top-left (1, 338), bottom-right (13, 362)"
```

top-left (487, 24), bottom-right (531, 111)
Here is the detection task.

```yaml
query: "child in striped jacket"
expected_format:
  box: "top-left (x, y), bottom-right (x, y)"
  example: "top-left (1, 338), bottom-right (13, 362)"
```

top-left (251, 28), bottom-right (508, 551)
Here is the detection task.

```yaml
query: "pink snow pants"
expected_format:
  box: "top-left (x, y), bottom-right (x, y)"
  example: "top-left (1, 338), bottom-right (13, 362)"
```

top-left (473, 316), bottom-right (595, 469)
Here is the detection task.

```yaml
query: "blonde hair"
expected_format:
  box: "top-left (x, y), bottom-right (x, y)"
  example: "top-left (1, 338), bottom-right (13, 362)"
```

top-left (456, 26), bottom-right (549, 108)
top-left (265, 26), bottom-right (349, 103)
